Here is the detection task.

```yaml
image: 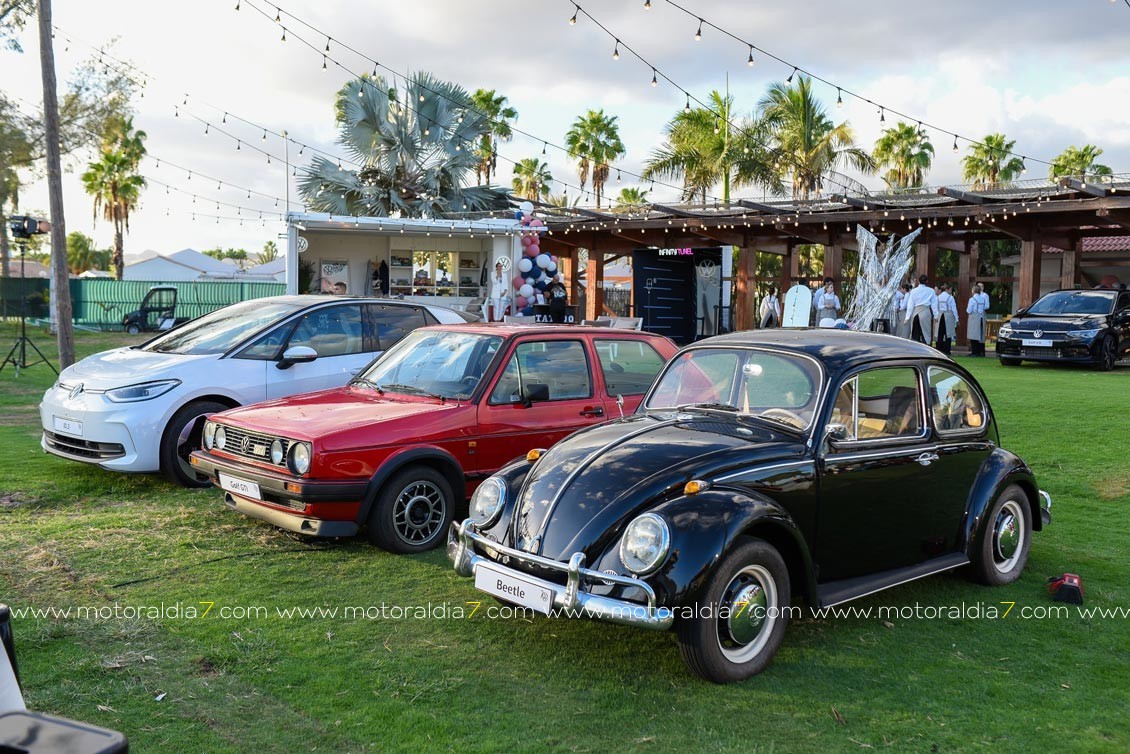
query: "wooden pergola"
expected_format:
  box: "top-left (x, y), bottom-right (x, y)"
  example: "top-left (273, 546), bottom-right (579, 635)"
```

top-left (535, 177), bottom-right (1130, 343)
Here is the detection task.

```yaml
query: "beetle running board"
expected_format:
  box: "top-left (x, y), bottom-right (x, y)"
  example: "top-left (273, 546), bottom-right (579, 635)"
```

top-left (817, 553), bottom-right (969, 608)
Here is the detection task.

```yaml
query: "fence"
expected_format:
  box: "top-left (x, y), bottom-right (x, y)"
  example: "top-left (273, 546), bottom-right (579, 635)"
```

top-left (0, 278), bottom-right (286, 329)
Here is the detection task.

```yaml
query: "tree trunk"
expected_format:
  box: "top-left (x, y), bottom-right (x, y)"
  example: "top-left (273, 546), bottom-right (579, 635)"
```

top-left (113, 223), bottom-right (124, 280)
top-left (38, 0), bottom-right (75, 367)
top-left (0, 211), bottom-right (10, 279)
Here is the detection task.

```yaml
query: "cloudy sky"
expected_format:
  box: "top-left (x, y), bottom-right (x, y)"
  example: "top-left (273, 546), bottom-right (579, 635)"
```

top-left (4, 0), bottom-right (1130, 258)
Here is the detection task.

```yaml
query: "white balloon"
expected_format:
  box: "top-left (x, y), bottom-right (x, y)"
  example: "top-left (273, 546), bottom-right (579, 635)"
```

top-left (519, 200), bottom-right (535, 216)
top-left (535, 253), bottom-right (551, 269)
top-left (519, 284), bottom-right (534, 299)
top-left (517, 257), bottom-right (533, 273)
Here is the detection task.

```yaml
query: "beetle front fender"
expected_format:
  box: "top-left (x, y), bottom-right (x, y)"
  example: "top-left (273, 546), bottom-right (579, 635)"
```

top-left (593, 487), bottom-right (814, 608)
top-left (961, 447), bottom-right (1041, 555)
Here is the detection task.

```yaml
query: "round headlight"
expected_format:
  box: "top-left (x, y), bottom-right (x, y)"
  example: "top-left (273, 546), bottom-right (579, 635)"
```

top-left (288, 442), bottom-right (311, 475)
top-left (203, 421), bottom-right (216, 450)
top-left (469, 476), bottom-right (506, 527)
top-left (270, 439), bottom-right (284, 465)
top-left (619, 513), bottom-right (670, 575)
top-left (214, 426), bottom-right (227, 450)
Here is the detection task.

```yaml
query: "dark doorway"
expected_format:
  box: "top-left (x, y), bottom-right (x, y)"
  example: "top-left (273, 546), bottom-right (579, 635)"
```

top-left (633, 247), bottom-right (722, 344)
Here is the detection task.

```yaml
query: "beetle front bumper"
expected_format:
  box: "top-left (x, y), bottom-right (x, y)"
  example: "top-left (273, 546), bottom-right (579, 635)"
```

top-left (449, 519), bottom-right (673, 630)
top-left (1040, 489), bottom-right (1052, 526)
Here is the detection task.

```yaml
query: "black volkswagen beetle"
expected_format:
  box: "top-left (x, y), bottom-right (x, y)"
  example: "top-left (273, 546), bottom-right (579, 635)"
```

top-left (450, 330), bottom-right (1051, 683)
top-left (996, 287), bottom-right (1130, 370)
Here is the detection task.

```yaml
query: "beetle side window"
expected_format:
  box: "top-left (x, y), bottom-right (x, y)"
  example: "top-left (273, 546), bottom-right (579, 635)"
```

top-left (489, 340), bottom-right (592, 404)
top-left (288, 305), bottom-right (364, 357)
top-left (927, 367), bottom-right (987, 434)
top-left (832, 367), bottom-right (922, 442)
top-left (594, 339), bottom-right (666, 396)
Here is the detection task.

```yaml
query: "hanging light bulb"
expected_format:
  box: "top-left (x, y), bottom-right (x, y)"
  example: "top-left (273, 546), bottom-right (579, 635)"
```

top-left (952, 136), bottom-right (959, 154)
top-left (684, 94), bottom-right (691, 114)
top-left (204, 124), bottom-right (209, 135)
top-left (650, 68), bottom-right (657, 86)
top-left (322, 55), bottom-right (327, 70)
top-left (616, 170), bottom-right (622, 184)
top-left (568, 4), bottom-right (578, 24)
top-left (879, 107), bottom-right (885, 124)
top-left (694, 19), bottom-right (703, 41)
top-left (836, 88), bottom-right (842, 108)
top-left (644, 0), bottom-right (651, 8)
top-left (274, 7), bottom-right (281, 22)
top-left (234, 1), bottom-right (240, 10)
top-left (419, 93), bottom-right (425, 102)
top-left (325, 36), bottom-right (331, 52)
top-left (786, 67), bottom-right (796, 84)
top-left (747, 46), bottom-right (755, 67)
top-left (281, 27), bottom-right (286, 41)
top-left (236, 140), bottom-right (240, 151)
top-left (1021, 157), bottom-right (1028, 175)
top-left (542, 141), bottom-right (548, 155)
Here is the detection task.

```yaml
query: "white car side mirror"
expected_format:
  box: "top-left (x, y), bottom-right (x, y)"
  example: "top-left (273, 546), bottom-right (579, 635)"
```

top-left (277, 345), bottom-right (318, 370)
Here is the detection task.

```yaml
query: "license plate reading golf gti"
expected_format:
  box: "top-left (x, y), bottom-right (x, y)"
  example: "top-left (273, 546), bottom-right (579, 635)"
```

top-left (219, 473), bottom-right (261, 501)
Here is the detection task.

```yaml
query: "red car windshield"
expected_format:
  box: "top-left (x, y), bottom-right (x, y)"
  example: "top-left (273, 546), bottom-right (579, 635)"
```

top-left (355, 330), bottom-right (504, 400)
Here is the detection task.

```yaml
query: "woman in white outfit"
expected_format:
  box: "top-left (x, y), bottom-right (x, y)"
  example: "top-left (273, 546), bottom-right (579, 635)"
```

top-left (488, 261), bottom-right (510, 322)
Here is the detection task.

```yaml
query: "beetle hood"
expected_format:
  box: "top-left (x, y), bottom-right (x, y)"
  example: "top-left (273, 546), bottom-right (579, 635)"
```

top-left (510, 411), bottom-right (806, 561)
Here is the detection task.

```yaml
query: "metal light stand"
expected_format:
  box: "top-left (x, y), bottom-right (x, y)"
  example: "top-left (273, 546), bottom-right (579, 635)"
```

top-left (0, 238), bottom-right (58, 376)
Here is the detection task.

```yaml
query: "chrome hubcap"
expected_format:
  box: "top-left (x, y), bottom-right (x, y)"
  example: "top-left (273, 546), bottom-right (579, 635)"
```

top-left (993, 500), bottom-right (1025, 572)
top-left (717, 565), bottom-right (776, 662)
top-left (392, 481), bottom-right (445, 545)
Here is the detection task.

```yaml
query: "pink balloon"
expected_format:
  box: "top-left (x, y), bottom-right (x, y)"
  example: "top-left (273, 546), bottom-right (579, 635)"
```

top-left (527, 244), bottom-right (540, 256)
top-left (512, 275), bottom-right (525, 289)
top-left (520, 235), bottom-right (532, 247)
top-left (521, 216), bottom-right (532, 226)
top-left (523, 246), bottom-right (539, 258)
top-left (514, 295), bottom-right (528, 309)
top-left (529, 218), bottom-right (544, 227)
top-left (550, 255), bottom-right (557, 263)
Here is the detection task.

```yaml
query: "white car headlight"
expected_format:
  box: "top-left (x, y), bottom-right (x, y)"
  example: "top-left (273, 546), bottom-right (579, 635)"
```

top-left (288, 442), bottom-right (311, 475)
top-left (270, 439), bottom-right (285, 465)
top-left (215, 426), bottom-right (227, 450)
top-left (104, 379), bottom-right (180, 403)
top-left (469, 476), bottom-right (506, 527)
top-left (619, 513), bottom-right (670, 575)
top-left (203, 421), bottom-right (216, 450)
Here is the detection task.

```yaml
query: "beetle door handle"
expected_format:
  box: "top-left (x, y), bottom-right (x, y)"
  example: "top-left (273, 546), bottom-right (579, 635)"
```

top-left (580, 406), bottom-right (604, 417)
top-left (915, 452), bottom-right (939, 466)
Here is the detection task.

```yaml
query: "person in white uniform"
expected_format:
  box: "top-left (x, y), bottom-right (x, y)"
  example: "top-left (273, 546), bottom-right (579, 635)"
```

top-left (903, 274), bottom-right (939, 345)
top-left (892, 283), bottom-right (909, 337)
top-left (934, 283), bottom-right (958, 354)
top-left (812, 278), bottom-right (841, 325)
top-left (966, 283), bottom-right (991, 356)
top-left (759, 285), bottom-right (781, 328)
top-left (487, 261), bottom-right (510, 322)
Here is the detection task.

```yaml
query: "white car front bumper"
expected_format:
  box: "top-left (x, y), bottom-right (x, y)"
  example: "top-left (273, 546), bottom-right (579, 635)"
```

top-left (38, 383), bottom-right (171, 473)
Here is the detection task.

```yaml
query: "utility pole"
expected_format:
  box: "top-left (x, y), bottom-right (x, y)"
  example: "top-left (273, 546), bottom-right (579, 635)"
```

top-left (37, 0), bottom-right (75, 367)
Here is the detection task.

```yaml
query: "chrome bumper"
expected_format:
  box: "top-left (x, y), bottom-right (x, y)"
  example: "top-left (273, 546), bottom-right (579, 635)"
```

top-left (449, 519), bottom-right (673, 630)
top-left (1039, 489), bottom-right (1052, 526)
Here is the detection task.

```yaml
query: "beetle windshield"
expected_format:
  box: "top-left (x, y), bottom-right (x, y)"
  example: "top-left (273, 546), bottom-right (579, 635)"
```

top-left (1027, 290), bottom-right (1115, 316)
top-left (143, 300), bottom-right (301, 355)
top-left (356, 330), bottom-right (503, 400)
top-left (645, 347), bottom-right (822, 430)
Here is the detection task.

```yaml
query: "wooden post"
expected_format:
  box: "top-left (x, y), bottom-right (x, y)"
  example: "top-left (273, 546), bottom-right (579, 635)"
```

top-left (585, 251), bottom-right (604, 320)
top-left (1018, 237), bottom-right (1043, 309)
top-left (822, 242), bottom-right (842, 283)
top-left (735, 247), bottom-right (756, 331)
top-left (957, 243), bottom-right (972, 347)
top-left (782, 241), bottom-right (799, 292)
top-left (1061, 238), bottom-right (1080, 289)
top-left (914, 242), bottom-right (936, 283)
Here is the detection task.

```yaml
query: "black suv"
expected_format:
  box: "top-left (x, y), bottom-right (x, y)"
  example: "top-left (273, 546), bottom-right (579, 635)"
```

top-left (996, 288), bottom-right (1130, 370)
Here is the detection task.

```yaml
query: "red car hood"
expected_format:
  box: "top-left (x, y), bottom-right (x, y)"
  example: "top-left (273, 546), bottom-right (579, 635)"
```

top-left (214, 387), bottom-right (470, 450)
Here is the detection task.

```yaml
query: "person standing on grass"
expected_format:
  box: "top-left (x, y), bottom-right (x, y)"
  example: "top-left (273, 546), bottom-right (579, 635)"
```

top-left (759, 285), bottom-right (781, 328)
top-left (904, 274), bottom-right (938, 345)
top-left (966, 283), bottom-right (990, 356)
top-left (812, 277), bottom-right (841, 323)
top-left (935, 283), bottom-right (958, 355)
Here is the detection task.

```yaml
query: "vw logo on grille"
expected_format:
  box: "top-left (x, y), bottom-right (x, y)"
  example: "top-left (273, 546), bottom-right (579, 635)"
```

top-left (1033, 329), bottom-right (1043, 338)
top-left (240, 435), bottom-right (252, 454)
top-left (68, 383), bottom-right (84, 399)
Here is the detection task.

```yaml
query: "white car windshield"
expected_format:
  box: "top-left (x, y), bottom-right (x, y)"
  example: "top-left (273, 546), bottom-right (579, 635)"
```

top-left (645, 347), bottom-right (822, 430)
top-left (143, 300), bottom-right (301, 355)
top-left (355, 330), bottom-right (503, 400)
top-left (1026, 290), bottom-right (1115, 316)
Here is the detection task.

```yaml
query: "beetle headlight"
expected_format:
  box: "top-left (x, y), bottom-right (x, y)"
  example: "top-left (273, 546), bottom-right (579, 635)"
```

top-left (619, 513), bottom-right (670, 575)
top-left (203, 421), bottom-right (216, 450)
top-left (288, 442), bottom-right (311, 475)
top-left (469, 476), bottom-right (506, 527)
top-left (104, 379), bottom-right (180, 403)
top-left (214, 426), bottom-right (227, 450)
top-left (270, 439), bottom-right (284, 465)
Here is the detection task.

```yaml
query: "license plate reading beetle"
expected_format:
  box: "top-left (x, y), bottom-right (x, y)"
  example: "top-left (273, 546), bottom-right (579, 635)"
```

top-left (475, 564), bottom-right (554, 614)
top-left (219, 473), bottom-right (262, 501)
top-left (1022, 339), bottom-right (1053, 347)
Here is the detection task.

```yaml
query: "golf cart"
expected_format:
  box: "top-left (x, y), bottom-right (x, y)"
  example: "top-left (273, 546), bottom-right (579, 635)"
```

top-left (122, 286), bottom-right (188, 334)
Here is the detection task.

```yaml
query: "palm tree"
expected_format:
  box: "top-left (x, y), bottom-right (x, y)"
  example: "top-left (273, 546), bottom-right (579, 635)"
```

top-left (546, 192), bottom-right (580, 209)
top-left (298, 72), bottom-right (510, 217)
top-left (757, 75), bottom-right (875, 199)
top-left (612, 186), bottom-right (650, 214)
top-left (1049, 144), bottom-right (1113, 181)
top-left (643, 91), bottom-right (779, 204)
top-left (873, 121), bottom-right (934, 189)
top-left (256, 240), bottom-right (279, 266)
top-left (961, 133), bottom-right (1025, 189)
top-left (470, 89), bottom-right (517, 186)
top-left (65, 230), bottom-right (109, 274)
top-left (564, 109), bottom-right (626, 208)
top-left (511, 157), bottom-right (552, 200)
top-left (82, 117), bottom-right (147, 280)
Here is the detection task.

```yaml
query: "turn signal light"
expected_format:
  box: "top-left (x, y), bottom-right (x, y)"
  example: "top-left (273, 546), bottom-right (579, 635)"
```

top-left (285, 482), bottom-right (302, 493)
top-left (684, 479), bottom-right (711, 496)
top-left (526, 448), bottom-right (546, 463)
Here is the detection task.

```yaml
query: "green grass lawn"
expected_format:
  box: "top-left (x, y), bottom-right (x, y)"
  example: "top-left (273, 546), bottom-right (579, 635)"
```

top-left (1, 321), bottom-right (1127, 752)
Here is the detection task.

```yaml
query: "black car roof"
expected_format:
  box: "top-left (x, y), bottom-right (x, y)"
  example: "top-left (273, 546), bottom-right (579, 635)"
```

top-left (689, 329), bottom-right (945, 372)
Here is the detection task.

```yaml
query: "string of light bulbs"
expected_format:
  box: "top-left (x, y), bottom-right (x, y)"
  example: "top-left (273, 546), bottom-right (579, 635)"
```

top-left (653, 0), bottom-right (1053, 169)
top-left (234, 0), bottom-right (717, 206)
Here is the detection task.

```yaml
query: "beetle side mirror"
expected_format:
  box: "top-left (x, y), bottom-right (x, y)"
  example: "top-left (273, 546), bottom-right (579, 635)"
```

top-left (277, 345), bottom-right (318, 370)
top-left (825, 423), bottom-right (849, 443)
top-left (520, 383), bottom-right (549, 407)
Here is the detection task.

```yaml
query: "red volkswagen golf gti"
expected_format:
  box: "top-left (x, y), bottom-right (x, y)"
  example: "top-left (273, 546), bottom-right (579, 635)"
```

top-left (190, 324), bottom-right (677, 552)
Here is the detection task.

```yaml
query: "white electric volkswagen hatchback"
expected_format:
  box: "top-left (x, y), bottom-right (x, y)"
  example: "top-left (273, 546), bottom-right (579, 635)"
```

top-left (39, 295), bottom-right (474, 486)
